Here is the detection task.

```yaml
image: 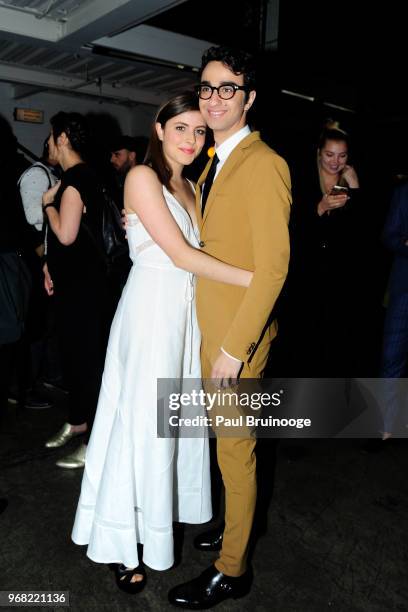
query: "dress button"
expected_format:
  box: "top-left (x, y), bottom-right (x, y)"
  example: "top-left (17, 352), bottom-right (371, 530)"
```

top-left (199, 240), bottom-right (205, 248)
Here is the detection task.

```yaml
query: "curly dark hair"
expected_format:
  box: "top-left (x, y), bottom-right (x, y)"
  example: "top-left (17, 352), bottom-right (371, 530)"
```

top-left (50, 112), bottom-right (89, 158)
top-left (199, 45), bottom-right (256, 93)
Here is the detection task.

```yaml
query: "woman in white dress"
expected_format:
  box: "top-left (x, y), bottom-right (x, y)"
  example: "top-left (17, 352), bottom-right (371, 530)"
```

top-left (71, 92), bottom-right (252, 594)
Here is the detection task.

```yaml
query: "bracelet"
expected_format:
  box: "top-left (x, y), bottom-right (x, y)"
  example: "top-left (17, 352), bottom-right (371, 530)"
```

top-left (43, 203), bottom-right (56, 212)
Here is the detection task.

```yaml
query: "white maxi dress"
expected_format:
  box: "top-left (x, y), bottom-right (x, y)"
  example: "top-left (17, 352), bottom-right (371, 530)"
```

top-left (72, 185), bottom-right (212, 571)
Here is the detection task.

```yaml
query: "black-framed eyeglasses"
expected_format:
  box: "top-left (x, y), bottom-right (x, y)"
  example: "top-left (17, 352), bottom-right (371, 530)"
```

top-left (196, 84), bottom-right (248, 100)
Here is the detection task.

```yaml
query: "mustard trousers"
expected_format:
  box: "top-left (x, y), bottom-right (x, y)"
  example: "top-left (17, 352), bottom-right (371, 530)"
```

top-left (200, 340), bottom-right (270, 577)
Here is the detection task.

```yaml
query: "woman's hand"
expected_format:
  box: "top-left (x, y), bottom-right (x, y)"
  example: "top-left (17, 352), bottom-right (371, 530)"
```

top-left (35, 244), bottom-right (45, 258)
top-left (341, 165), bottom-right (359, 188)
top-left (317, 192), bottom-right (349, 216)
top-left (121, 208), bottom-right (129, 238)
top-left (211, 351), bottom-right (242, 388)
top-left (43, 263), bottom-right (54, 296)
top-left (42, 181), bottom-right (61, 207)
top-left (121, 208), bottom-right (129, 228)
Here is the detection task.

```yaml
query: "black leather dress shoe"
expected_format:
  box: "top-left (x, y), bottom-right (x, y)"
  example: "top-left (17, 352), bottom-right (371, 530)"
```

top-left (168, 564), bottom-right (252, 609)
top-left (193, 524), bottom-right (224, 552)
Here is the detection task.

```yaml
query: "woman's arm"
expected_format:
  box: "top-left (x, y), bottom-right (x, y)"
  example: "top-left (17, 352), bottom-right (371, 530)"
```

top-left (125, 166), bottom-right (252, 287)
top-left (341, 164), bottom-right (359, 188)
top-left (43, 183), bottom-right (84, 246)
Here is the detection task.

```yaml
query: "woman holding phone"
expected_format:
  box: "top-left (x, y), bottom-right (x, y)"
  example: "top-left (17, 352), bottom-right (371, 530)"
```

top-left (277, 121), bottom-right (362, 377)
top-left (316, 124), bottom-right (359, 215)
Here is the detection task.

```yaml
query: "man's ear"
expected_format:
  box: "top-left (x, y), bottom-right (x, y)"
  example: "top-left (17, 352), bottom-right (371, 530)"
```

top-left (129, 151), bottom-right (136, 164)
top-left (155, 122), bottom-right (164, 141)
top-left (244, 90), bottom-right (256, 112)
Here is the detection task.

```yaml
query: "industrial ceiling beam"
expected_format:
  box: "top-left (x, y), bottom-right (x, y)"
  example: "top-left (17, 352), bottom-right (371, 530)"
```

top-left (0, 0), bottom-right (189, 47)
top-left (0, 62), bottom-right (162, 106)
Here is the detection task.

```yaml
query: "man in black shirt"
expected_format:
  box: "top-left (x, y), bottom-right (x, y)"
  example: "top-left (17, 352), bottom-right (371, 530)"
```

top-left (110, 135), bottom-right (138, 178)
top-left (109, 136), bottom-right (148, 208)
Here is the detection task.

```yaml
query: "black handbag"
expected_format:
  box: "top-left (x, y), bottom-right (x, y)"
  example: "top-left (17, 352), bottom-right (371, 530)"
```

top-left (101, 187), bottom-right (128, 262)
top-left (81, 187), bottom-right (129, 276)
top-left (81, 187), bottom-right (129, 272)
top-left (0, 251), bottom-right (32, 345)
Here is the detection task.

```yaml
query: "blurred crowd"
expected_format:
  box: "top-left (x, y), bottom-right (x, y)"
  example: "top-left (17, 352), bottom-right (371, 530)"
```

top-left (1, 109), bottom-right (407, 460)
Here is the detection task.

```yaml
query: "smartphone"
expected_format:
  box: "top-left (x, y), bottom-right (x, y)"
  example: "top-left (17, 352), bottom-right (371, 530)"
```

top-left (330, 185), bottom-right (349, 195)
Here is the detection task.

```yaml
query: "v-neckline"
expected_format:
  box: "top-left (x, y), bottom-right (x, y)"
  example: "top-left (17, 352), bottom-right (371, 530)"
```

top-left (163, 180), bottom-right (198, 231)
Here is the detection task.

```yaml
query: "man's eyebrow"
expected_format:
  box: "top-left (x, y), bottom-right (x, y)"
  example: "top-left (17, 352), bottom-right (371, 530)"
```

top-left (200, 80), bottom-right (240, 86)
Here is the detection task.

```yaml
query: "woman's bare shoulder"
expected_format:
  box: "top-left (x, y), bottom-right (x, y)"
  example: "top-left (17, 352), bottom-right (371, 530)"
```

top-left (125, 165), bottom-right (164, 214)
top-left (127, 164), bottom-right (161, 187)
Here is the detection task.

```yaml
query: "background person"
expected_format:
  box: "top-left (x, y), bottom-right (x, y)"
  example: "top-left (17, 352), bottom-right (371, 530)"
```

top-left (108, 135), bottom-right (150, 298)
top-left (42, 112), bottom-right (110, 469)
top-left (109, 135), bottom-right (148, 205)
top-left (379, 178), bottom-right (408, 439)
top-left (282, 121), bottom-right (362, 377)
top-left (0, 115), bottom-right (31, 415)
top-left (12, 139), bottom-right (62, 409)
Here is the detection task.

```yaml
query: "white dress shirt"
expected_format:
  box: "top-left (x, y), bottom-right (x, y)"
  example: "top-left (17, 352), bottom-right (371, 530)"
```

top-left (213, 125), bottom-right (251, 180)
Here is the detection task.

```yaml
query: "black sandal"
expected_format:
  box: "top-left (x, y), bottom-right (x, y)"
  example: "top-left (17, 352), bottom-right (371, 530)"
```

top-left (112, 563), bottom-right (147, 594)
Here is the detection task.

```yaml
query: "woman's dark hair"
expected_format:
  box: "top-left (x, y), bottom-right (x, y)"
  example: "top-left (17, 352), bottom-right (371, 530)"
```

top-left (200, 45), bottom-right (256, 95)
top-left (42, 136), bottom-right (50, 160)
top-left (50, 111), bottom-right (89, 158)
top-left (318, 120), bottom-right (350, 152)
top-left (144, 91), bottom-right (201, 192)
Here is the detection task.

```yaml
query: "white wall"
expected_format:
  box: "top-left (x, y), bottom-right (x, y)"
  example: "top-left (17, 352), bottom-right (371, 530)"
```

top-left (0, 81), bottom-right (154, 158)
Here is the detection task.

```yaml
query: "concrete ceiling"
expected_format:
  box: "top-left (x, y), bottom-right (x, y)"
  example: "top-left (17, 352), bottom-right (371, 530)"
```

top-left (2, 0), bottom-right (403, 128)
top-left (0, 0), bottom-right (212, 106)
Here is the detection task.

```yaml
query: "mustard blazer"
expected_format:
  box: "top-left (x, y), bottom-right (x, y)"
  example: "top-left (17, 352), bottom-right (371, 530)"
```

top-left (195, 131), bottom-right (291, 366)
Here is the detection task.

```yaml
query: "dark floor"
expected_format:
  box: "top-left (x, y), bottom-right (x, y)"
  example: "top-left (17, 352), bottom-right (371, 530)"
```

top-left (1, 389), bottom-right (407, 612)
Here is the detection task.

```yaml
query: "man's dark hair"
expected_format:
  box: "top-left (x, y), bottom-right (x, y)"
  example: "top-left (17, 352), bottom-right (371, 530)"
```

top-left (110, 135), bottom-right (137, 154)
top-left (199, 46), bottom-right (256, 93)
top-left (110, 135), bottom-right (149, 161)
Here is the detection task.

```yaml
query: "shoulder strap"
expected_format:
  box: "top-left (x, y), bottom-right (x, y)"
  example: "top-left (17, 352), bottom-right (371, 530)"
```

top-left (33, 163), bottom-right (53, 189)
top-left (18, 163), bottom-right (53, 189)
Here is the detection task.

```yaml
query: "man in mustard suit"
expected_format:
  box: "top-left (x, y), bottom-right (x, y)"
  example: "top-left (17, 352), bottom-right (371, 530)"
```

top-left (169, 46), bottom-right (291, 609)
